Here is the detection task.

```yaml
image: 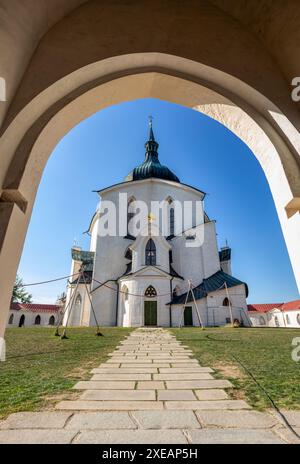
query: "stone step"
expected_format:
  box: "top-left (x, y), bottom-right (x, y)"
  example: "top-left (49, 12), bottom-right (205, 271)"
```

top-left (81, 390), bottom-right (156, 401)
top-left (91, 368), bottom-right (158, 374)
top-left (56, 400), bottom-right (164, 411)
top-left (74, 381), bottom-right (135, 390)
top-left (91, 373), bottom-right (151, 381)
top-left (157, 390), bottom-right (196, 401)
top-left (159, 368), bottom-right (213, 373)
top-left (120, 363), bottom-right (171, 368)
top-left (153, 373), bottom-right (213, 380)
top-left (137, 381), bottom-right (165, 390)
top-left (166, 380), bottom-right (233, 389)
top-left (165, 400), bottom-right (251, 410)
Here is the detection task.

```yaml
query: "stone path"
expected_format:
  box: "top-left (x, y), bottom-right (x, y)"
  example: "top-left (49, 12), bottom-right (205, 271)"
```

top-left (0, 328), bottom-right (299, 444)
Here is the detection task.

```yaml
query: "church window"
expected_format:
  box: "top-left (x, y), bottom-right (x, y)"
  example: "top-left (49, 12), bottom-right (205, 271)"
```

top-left (169, 207), bottom-right (175, 236)
top-left (49, 315), bottom-right (55, 325)
top-left (297, 313), bottom-right (300, 326)
top-left (145, 285), bottom-right (157, 297)
top-left (259, 316), bottom-right (266, 326)
top-left (127, 197), bottom-right (136, 235)
top-left (122, 285), bottom-right (129, 301)
top-left (34, 315), bottom-right (41, 325)
top-left (145, 239), bottom-right (156, 265)
top-left (75, 294), bottom-right (82, 307)
top-left (274, 316), bottom-right (280, 327)
top-left (223, 297), bottom-right (230, 307)
top-left (286, 314), bottom-right (290, 325)
top-left (8, 314), bottom-right (14, 324)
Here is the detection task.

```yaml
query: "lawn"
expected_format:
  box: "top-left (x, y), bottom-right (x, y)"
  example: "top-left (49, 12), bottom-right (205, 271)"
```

top-left (171, 327), bottom-right (300, 411)
top-left (0, 327), bottom-right (132, 419)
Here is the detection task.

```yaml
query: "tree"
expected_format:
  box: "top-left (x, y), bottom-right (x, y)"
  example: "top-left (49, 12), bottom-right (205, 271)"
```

top-left (12, 275), bottom-right (32, 303)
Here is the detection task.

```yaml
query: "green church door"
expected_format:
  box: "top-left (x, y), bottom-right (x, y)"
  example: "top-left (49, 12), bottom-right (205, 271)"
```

top-left (184, 306), bottom-right (193, 326)
top-left (144, 301), bottom-right (157, 326)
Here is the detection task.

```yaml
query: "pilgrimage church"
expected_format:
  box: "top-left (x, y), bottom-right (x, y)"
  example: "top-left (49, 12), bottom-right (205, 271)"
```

top-left (64, 122), bottom-right (250, 328)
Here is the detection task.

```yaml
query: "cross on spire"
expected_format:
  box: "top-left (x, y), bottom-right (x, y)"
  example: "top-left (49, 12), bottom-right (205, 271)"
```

top-left (148, 115), bottom-right (155, 142)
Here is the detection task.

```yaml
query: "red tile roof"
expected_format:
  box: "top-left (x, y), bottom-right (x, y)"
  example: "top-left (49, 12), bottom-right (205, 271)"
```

top-left (247, 303), bottom-right (283, 313)
top-left (248, 300), bottom-right (300, 313)
top-left (10, 303), bottom-right (61, 313)
top-left (281, 299), bottom-right (300, 312)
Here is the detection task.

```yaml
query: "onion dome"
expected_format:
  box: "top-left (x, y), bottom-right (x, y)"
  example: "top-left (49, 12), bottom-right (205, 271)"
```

top-left (125, 118), bottom-right (180, 183)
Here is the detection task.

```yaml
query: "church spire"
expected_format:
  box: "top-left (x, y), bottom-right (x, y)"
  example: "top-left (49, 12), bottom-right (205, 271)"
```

top-left (145, 116), bottom-right (159, 161)
top-left (124, 117), bottom-right (180, 183)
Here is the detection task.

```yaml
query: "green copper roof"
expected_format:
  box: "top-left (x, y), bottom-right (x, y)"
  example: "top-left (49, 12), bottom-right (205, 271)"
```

top-left (71, 248), bottom-right (94, 271)
top-left (168, 269), bottom-right (248, 304)
top-left (125, 120), bottom-right (180, 183)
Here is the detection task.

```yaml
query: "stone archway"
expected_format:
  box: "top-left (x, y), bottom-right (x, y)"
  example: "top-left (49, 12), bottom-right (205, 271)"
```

top-left (0, 58), bottom-right (300, 339)
top-left (1, 1), bottom-right (300, 339)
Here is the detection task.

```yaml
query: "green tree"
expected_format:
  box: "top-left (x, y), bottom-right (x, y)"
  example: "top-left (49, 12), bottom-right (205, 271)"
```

top-left (12, 275), bottom-right (32, 303)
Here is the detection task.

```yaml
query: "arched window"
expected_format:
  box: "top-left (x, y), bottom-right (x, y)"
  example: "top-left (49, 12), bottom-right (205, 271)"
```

top-left (223, 297), bottom-right (230, 307)
top-left (286, 314), bottom-right (290, 325)
top-left (122, 285), bottom-right (129, 301)
top-left (145, 285), bottom-right (157, 298)
top-left (259, 316), bottom-right (266, 326)
top-left (49, 315), bottom-right (55, 325)
top-left (274, 315), bottom-right (280, 327)
top-left (169, 207), bottom-right (175, 236)
top-left (19, 314), bottom-right (25, 327)
top-left (145, 239), bottom-right (156, 265)
top-left (8, 314), bottom-right (14, 324)
top-left (75, 294), bottom-right (82, 308)
top-left (297, 313), bottom-right (300, 326)
top-left (127, 197), bottom-right (136, 236)
top-left (34, 315), bottom-right (41, 325)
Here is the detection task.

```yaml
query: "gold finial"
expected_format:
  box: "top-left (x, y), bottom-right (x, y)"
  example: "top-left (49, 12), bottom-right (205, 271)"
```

top-left (147, 212), bottom-right (156, 223)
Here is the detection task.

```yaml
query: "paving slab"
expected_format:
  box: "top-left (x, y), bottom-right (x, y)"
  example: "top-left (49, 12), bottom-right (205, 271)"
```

top-left (273, 426), bottom-right (300, 444)
top-left (74, 381), bottom-right (135, 390)
top-left (0, 412), bottom-right (71, 430)
top-left (91, 368), bottom-right (158, 374)
top-left (56, 400), bottom-right (164, 410)
top-left (137, 381), bottom-right (165, 390)
top-left (188, 428), bottom-right (284, 444)
top-left (166, 400), bottom-right (250, 410)
top-left (166, 380), bottom-right (232, 389)
top-left (81, 390), bottom-right (156, 401)
top-left (196, 410), bottom-right (278, 428)
top-left (75, 429), bottom-right (188, 444)
top-left (132, 410), bottom-right (200, 429)
top-left (0, 429), bottom-right (77, 444)
top-left (159, 367), bottom-right (213, 373)
top-left (91, 373), bottom-right (151, 381)
top-left (195, 389), bottom-right (229, 400)
top-left (157, 390), bottom-right (196, 401)
top-left (66, 412), bottom-right (136, 430)
top-left (121, 363), bottom-right (170, 368)
top-left (153, 373), bottom-right (213, 380)
top-left (279, 410), bottom-right (300, 427)
top-left (120, 359), bottom-right (153, 364)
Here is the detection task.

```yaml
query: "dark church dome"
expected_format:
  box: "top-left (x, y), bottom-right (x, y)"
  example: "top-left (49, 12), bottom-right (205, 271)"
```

top-left (125, 120), bottom-right (180, 183)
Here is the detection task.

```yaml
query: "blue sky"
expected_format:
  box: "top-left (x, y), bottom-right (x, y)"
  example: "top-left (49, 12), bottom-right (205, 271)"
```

top-left (18, 98), bottom-right (299, 304)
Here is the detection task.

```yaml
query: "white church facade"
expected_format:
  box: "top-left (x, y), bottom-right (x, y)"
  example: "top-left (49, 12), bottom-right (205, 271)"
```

top-left (64, 122), bottom-right (250, 328)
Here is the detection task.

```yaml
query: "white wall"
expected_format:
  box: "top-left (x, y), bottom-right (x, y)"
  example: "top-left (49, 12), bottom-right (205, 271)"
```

top-left (248, 310), bottom-right (300, 328)
top-left (7, 310), bottom-right (58, 327)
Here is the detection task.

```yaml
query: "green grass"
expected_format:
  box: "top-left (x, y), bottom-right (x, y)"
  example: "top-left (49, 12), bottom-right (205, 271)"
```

top-left (171, 327), bottom-right (300, 411)
top-left (0, 327), bottom-right (132, 419)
